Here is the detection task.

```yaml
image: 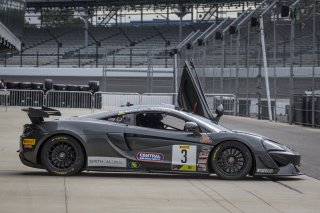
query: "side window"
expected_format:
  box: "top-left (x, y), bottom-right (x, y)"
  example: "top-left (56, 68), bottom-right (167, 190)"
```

top-left (105, 113), bottom-right (134, 125)
top-left (135, 112), bottom-right (186, 131)
top-left (161, 114), bottom-right (186, 131)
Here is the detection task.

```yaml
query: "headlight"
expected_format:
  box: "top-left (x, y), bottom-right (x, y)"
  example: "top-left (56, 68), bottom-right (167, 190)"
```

top-left (262, 140), bottom-right (285, 151)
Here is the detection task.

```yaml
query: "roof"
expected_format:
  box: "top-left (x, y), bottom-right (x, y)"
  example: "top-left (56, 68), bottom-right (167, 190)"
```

top-left (80, 104), bottom-right (177, 119)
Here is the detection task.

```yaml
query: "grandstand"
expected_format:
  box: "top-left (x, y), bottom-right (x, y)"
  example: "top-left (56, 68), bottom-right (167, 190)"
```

top-left (2, 24), bottom-right (209, 67)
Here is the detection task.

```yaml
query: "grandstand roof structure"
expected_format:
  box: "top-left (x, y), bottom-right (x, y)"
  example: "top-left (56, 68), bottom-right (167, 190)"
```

top-left (0, 0), bottom-right (25, 53)
top-left (26, 0), bottom-right (261, 8)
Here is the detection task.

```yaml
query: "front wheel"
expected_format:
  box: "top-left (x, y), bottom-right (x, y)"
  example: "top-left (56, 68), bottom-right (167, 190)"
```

top-left (211, 141), bottom-right (252, 180)
top-left (41, 135), bottom-right (85, 176)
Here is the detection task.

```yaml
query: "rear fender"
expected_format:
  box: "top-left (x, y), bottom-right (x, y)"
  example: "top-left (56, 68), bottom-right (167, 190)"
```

top-left (35, 130), bottom-right (87, 165)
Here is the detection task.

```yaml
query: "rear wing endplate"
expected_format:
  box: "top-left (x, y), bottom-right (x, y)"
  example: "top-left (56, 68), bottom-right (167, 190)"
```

top-left (22, 106), bottom-right (61, 124)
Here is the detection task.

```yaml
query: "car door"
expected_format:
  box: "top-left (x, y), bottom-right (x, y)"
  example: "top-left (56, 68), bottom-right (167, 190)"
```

top-left (124, 111), bottom-right (203, 172)
top-left (178, 60), bottom-right (216, 121)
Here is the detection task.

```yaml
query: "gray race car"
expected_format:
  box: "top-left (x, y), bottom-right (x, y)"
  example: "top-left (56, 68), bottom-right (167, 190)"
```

top-left (19, 61), bottom-right (301, 180)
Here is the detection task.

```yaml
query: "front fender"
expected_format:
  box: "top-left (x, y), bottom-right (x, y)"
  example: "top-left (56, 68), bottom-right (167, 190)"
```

top-left (208, 132), bottom-right (267, 174)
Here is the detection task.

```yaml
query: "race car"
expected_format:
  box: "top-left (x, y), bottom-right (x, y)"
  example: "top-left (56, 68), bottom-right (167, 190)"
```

top-left (19, 61), bottom-right (301, 180)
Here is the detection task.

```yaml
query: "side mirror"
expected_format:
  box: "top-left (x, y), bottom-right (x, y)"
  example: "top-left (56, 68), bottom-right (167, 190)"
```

top-left (184, 122), bottom-right (200, 136)
top-left (215, 104), bottom-right (224, 123)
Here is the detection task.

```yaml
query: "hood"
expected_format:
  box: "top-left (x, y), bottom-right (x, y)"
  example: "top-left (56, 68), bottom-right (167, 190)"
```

top-left (232, 130), bottom-right (269, 140)
top-left (177, 60), bottom-right (215, 121)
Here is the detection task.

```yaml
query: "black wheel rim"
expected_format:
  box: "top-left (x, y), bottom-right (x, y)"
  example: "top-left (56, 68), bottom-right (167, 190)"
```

top-left (48, 142), bottom-right (76, 169)
top-left (216, 146), bottom-right (247, 176)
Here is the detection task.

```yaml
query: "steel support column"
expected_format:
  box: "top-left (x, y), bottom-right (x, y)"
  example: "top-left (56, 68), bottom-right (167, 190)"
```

top-left (311, 2), bottom-right (316, 127)
top-left (96, 42), bottom-right (99, 68)
top-left (36, 51), bottom-right (39, 67)
top-left (235, 26), bottom-right (241, 116)
top-left (174, 53), bottom-right (178, 105)
top-left (289, 12), bottom-right (295, 124)
top-left (141, 7), bottom-right (143, 26)
top-left (246, 22), bottom-right (250, 117)
top-left (273, 11), bottom-right (277, 121)
top-left (203, 43), bottom-right (207, 90)
top-left (260, 16), bottom-right (272, 121)
top-left (78, 49), bottom-right (80, 67)
top-left (79, 16), bottom-right (89, 57)
top-left (220, 34), bottom-right (225, 93)
top-left (289, 0), bottom-right (302, 124)
top-left (179, 16), bottom-right (182, 42)
top-left (57, 43), bottom-right (60, 67)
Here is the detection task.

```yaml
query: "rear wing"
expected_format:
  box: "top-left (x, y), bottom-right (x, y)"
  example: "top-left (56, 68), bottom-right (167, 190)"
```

top-left (22, 106), bottom-right (61, 124)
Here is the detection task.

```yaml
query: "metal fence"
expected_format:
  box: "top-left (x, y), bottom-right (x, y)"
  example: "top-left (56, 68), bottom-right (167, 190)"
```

top-left (94, 92), bottom-right (141, 111)
top-left (2, 89), bottom-right (319, 127)
top-left (0, 90), bottom-right (9, 111)
top-left (0, 89), bottom-right (45, 107)
top-left (292, 94), bottom-right (320, 127)
top-left (1, 47), bottom-right (173, 69)
top-left (205, 94), bottom-right (236, 115)
top-left (140, 93), bottom-right (176, 105)
top-left (0, 90), bottom-right (236, 115)
top-left (46, 91), bottom-right (93, 108)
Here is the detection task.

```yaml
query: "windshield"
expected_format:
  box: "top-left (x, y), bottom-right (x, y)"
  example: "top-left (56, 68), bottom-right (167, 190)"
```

top-left (181, 111), bottom-right (232, 133)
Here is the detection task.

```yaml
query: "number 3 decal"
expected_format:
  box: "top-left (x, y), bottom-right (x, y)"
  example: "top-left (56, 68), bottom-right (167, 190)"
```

top-left (172, 145), bottom-right (197, 171)
top-left (181, 149), bottom-right (187, 163)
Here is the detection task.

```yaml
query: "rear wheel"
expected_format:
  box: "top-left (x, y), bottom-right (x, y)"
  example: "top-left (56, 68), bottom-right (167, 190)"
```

top-left (211, 141), bottom-right (252, 180)
top-left (41, 135), bottom-right (84, 176)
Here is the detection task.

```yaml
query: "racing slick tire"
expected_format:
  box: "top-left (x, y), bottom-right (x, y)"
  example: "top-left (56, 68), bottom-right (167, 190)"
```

top-left (41, 135), bottom-right (85, 176)
top-left (210, 141), bottom-right (252, 180)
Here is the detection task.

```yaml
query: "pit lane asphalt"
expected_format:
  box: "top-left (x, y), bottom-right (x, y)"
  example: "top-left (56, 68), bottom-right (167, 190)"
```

top-left (0, 108), bottom-right (319, 213)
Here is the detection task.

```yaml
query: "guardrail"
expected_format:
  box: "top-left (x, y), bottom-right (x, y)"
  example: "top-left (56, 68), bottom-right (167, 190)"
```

top-left (0, 90), bottom-right (236, 115)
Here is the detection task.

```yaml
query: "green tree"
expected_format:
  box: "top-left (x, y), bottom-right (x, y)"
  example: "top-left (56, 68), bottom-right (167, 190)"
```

top-left (40, 10), bottom-right (85, 27)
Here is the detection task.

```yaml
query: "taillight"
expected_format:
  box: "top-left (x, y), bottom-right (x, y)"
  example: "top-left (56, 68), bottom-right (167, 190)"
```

top-left (23, 124), bottom-right (35, 135)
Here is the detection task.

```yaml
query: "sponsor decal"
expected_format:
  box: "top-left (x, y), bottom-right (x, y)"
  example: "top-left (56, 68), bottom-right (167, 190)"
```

top-left (198, 158), bottom-right (207, 164)
top-left (200, 133), bottom-right (213, 144)
top-left (172, 145), bottom-right (197, 171)
top-left (198, 163), bottom-right (207, 168)
top-left (88, 157), bottom-right (127, 167)
top-left (128, 161), bottom-right (141, 168)
top-left (51, 136), bottom-right (68, 142)
top-left (136, 152), bottom-right (164, 162)
top-left (23, 139), bottom-right (36, 145)
top-left (198, 167), bottom-right (207, 172)
top-left (256, 168), bottom-right (274, 174)
top-left (172, 165), bottom-right (196, 171)
top-left (23, 139), bottom-right (36, 149)
top-left (199, 151), bottom-right (210, 158)
top-left (197, 145), bottom-right (211, 172)
top-left (201, 145), bottom-right (211, 152)
top-left (53, 171), bottom-right (68, 175)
